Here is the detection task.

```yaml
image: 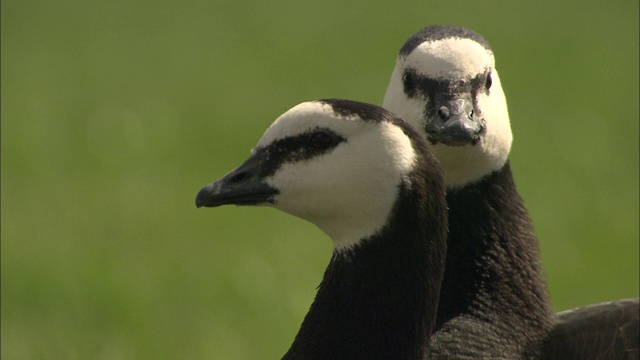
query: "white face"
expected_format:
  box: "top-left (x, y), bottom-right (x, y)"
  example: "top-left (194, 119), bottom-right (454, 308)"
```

top-left (383, 37), bottom-right (513, 188)
top-left (257, 101), bottom-right (417, 250)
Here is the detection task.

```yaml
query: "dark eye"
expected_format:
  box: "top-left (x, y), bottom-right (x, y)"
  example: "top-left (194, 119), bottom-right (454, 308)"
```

top-left (402, 71), bottom-right (416, 93)
top-left (309, 131), bottom-right (334, 149)
top-left (485, 73), bottom-right (493, 90)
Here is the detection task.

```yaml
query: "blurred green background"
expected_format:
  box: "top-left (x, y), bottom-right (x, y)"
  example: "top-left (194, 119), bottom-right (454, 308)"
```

top-left (2, 1), bottom-right (638, 358)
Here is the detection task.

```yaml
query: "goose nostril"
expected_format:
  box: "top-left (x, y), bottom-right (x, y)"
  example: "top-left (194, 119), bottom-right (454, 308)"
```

top-left (438, 107), bottom-right (450, 120)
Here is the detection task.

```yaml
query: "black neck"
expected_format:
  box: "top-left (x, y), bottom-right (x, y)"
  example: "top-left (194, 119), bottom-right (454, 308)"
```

top-left (431, 162), bottom-right (553, 357)
top-left (283, 178), bottom-right (447, 360)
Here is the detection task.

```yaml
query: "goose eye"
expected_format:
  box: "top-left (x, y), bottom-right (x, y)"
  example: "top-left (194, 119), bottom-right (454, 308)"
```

top-left (309, 131), bottom-right (334, 149)
top-left (485, 73), bottom-right (493, 90)
top-left (402, 71), bottom-right (416, 93)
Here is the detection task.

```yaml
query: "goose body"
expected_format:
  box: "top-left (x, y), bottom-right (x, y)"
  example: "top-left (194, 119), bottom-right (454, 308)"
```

top-left (545, 298), bottom-right (639, 359)
top-left (196, 99), bottom-right (448, 359)
top-left (383, 25), bottom-right (639, 359)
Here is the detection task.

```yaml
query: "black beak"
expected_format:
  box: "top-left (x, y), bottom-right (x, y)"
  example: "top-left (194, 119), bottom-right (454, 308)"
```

top-left (426, 93), bottom-right (485, 146)
top-left (195, 153), bottom-right (279, 208)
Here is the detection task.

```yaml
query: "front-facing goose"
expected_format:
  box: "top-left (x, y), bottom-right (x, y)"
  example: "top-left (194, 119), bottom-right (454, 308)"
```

top-left (383, 25), bottom-right (638, 359)
top-left (196, 99), bottom-right (448, 359)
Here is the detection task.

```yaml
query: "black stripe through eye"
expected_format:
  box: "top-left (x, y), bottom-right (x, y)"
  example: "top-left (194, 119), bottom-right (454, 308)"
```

top-left (255, 129), bottom-right (345, 177)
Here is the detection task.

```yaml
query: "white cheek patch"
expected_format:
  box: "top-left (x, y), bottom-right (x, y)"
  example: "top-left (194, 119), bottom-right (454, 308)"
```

top-left (264, 121), bottom-right (417, 250)
top-left (405, 38), bottom-right (494, 80)
top-left (379, 122), bottom-right (417, 182)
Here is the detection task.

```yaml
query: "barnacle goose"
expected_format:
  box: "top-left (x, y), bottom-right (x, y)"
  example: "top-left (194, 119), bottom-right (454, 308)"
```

top-left (383, 25), bottom-right (639, 359)
top-left (196, 99), bottom-right (448, 360)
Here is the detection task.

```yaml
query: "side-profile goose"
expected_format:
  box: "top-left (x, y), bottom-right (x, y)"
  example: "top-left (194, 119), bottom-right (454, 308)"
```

top-left (383, 25), bottom-right (639, 359)
top-left (196, 99), bottom-right (449, 360)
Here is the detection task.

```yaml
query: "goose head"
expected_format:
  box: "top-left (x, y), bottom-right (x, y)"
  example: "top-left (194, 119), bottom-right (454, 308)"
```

top-left (196, 99), bottom-right (433, 250)
top-left (384, 25), bottom-right (512, 188)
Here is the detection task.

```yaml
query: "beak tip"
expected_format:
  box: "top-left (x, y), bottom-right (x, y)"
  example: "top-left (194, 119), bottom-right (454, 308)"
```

top-left (195, 186), bottom-right (214, 208)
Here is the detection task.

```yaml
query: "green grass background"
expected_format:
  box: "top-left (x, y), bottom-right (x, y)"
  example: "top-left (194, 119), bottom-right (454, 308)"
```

top-left (2, 1), bottom-right (638, 358)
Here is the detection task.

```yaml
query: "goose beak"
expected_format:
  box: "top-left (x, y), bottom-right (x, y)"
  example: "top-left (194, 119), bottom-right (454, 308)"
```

top-left (426, 93), bottom-right (485, 146)
top-left (195, 153), bottom-right (279, 208)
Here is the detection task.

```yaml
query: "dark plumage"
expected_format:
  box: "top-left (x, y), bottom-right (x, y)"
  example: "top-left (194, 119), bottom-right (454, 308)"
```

top-left (283, 176), bottom-right (447, 359)
top-left (544, 299), bottom-right (639, 360)
top-left (429, 163), bottom-right (553, 359)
